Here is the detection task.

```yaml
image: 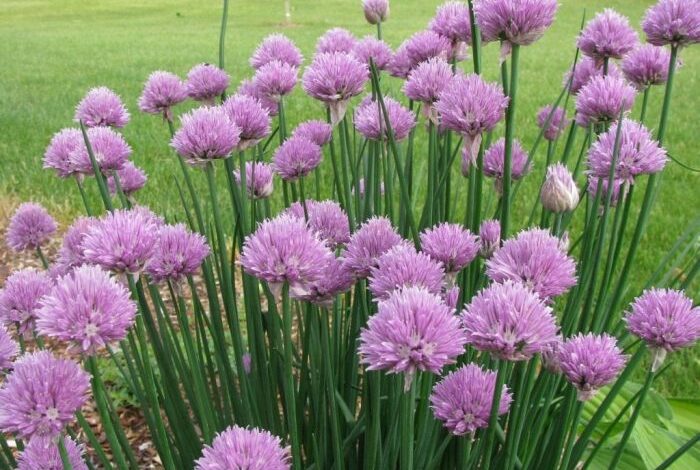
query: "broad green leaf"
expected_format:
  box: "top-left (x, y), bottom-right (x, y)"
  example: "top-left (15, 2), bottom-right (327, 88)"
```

top-left (586, 444), bottom-right (645, 470)
top-left (667, 398), bottom-right (700, 434)
top-left (633, 417), bottom-right (700, 469)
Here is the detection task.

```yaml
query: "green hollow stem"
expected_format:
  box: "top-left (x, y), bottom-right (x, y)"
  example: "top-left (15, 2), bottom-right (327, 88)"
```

top-left (281, 284), bottom-right (302, 469)
top-left (559, 401), bottom-right (583, 470)
top-left (75, 177), bottom-right (93, 216)
top-left (500, 44), bottom-right (520, 239)
top-left (400, 378), bottom-right (417, 470)
top-left (218, 0), bottom-right (229, 72)
top-left (467, 0), bottom-right (481, 75)
top-left (482, 362), bottom-right (507, 470)
top-left (58, 435), bottom-right (74, 470)
top-left (656, 434), bottom-right (700, 470)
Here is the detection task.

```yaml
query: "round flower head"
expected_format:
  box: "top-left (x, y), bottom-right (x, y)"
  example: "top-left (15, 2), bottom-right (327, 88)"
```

top-left (368, 244), bottom-right (445, 301)
top-left (587, 119), bottom-right (667, 184)
top-left (195, 425), bottom-right (291, 470)
top-left (622, 44), bottom-right (674, 90)
top-left (420, 223), bottom-right (479, 276)
top-left (186, 63), bottom-right (230, 104)
top-left (69, 126), bottom-right (132, 174)
top-left (6, 203), bottom-right (56, 252)
top-left (250, 33), bottom-right (303, 69)
top-left (81, 208), bottom-right (160, 274)
top-left (138, 71), bottom-right (188, 120)
top-left (240, 214), bottom-right (334, 298)
top-left (18, 436), bottom-right (88, 470)
top-left (461, 280), bottom-right (559, 360)
top-left (575, 75), bottom-right (636, 128)
top-left (221, 94), bottom-right (272, 150)
top-left (388, 43), bottom-right (413, 79)
top-left (234, 162), bottom-right (275, 199)
top-left (354, 96), bottom-right (416, 142)
top-left (587, 176), bottom-right (625, 207)
top-left (359, 286), bottom-right (467, 390)
top-left (541, 163), bottom-right (579, 213)
top-left (429, 1), bottom-right (472, 45)
top-left (302, 52), bottom-right (369, 125)
top-left (74, 86), bottom-right (129, 128)
top-left (316, 28), bottom-right (357, 54)
top-left (287, 200), bottom-right (351, 249)
top-left (0, 325), bottom-right (18, 370)
top-left (342, 216), bottom-right (403, 278)
top-left (642, 0), bottom-right (700, 48)
top-left (625, 289), bottom-right (700, 371)
top-left (292, 120), bottom-right (333, 146)
top-left (352, 36), bottom-right (393, 70)
top-left (444, 285), bottom-right (460, 312)
top-left (404, 30), bottom-right (451, 70)
top-left (363, 0), bottom-right (389, 25)
top-left (53, 217), bottom-right (97, 276)
top-left (479, 219), bottom-right (501, 258)
top-left (37, 265), bottom-right (136, 354)
top-left (238, 78), bottom-right (279, 116)
top-left (565, 56), bottom-right (623, 95)
top-left (272, 135), bottom-right (323, 181)
top-left (146, 224), bottom-right (210, 284)
top-left (252, 60), bottom-right (298, 102)
top-left (403, 57), bottom-right (453, 123)
top-left (171, 106), bottom-right (240, 165)
top-left (0, 351), bottom-right (90, 438)
top-left (292, 257), bottom-right (355, 307)
top-left (557, 333), bottom-right (627, 401)
top-left (430, 363), bottom-right (512, 436)
top-left (486, 228), bottom-right (577, 299)
top-left (0, 269), bottom-right (54, 336)
top-left (537, 105), bottom-right (567, 141)
top-left (43, 128), bottom-right (83, 178)
top-left (107, 161), bottom-right (147, 197)
top-left (483, 138), bottom-right (531, 192)
top-left (578, 9), bottom-right (639, 62)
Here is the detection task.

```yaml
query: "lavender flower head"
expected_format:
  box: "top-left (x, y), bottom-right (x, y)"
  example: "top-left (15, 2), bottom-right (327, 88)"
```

top-left (43, 128), bottom-right (83, 178)
top-left (0, 325), bottom-right (18, 370)
top-left (292, 120), bottom-right (333, 146)
top-left (195, 425), bottom-right (291, 470)
top-left (234, 162), bottom-right (275, 199)
top-left (557, 333), bottom-right (627, 401)
top-left (6, 203), bottom-right (57, 252)
top-left (541, 163), bottom-right (579, 213)
top-left (146, 224), bottom-right (210, 284)
top-left (238, 78), bottom-right (279, 116)
top-left (107, 161), bottom-right (147, 197)
top-left (479, 219), bottom-right (501, 258)
top-left (250, 34), bottom-right (303, 69)
top-left (625, 289), bottom-right (700, 371)
top-left (138, 71), bottom-right (188, 120)
top-left (352, 36), bottom-right (393, 70)
top-left (486, 228), bottom-right (577, 299)
top-left (222, 94), bottom-right (272, 150)
top-left (302, 52), bottom-right (369, 125)
top-left (578, 9), bottom-right (639, 62)
top-left (461, 280), bottom-right (559, 360)
top-left (622, 44), bottom-right (675, 90)
top-left (420, 223), bottom-right (479, 277)
top-left (171, 106), bottom-right (240, 165)
top-left (316, 28), bottom-right (357, 54)
top-left (18, 436), bottom-right (88, 470)
top-left (575, 75), bottom-right (636, 128)
top-left (253, 61), bottom-right (298, 102)
top-left (186, 63), bottom-right (230, 104)
top-left (292, 257), bottom-right (355, 307)
top-left (74, 86), bottom-right (129, 128)
top-left (403, 57), bottom-right (453, 123)
top-left (388, 43), bottom-right (413, 79)
top-left (0, 351), bottom-right (90, 438)
top-left (537, 105), bottom-right (567, 141)
top-left (53, 217), bottom-right (97, 276)
top-left (586, 176), bottom-right (625, 207)
top-left (354, 96), bottom-right (416, 142)
top-left (287, 200), bottom-right (351, 248)
top-left (272, 136), bottom-right (323, 181)
top-left (642, 0), bottom-right (700, 48)
top-left (341, 216), bottom-right (403, 278)
top-left (359, 286), bottom-right (467, 390)
top-left (69, 126), bottom-right (132, 174)
top-left (565, 56), bottom-right (623, 95)
top-left (363, 0), bottom-right (389, 25)
top-left (430, 363), bottom-right (512, 436)
top-left (483, 138), bottom-right (531, 193)
top-left (0, 270), bottom-right (56, 336)
top-left (368, 244), bottom-right (445, 301)
top-left (429, 2), bottom-right (473, 46)
top-left (404, 30), bottom-right (451, 69)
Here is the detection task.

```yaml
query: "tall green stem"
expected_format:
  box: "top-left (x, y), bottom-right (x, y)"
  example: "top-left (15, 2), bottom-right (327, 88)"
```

top-left (281, 284), bottom-right (302, 469)
top-left (500, 44), bottom-right (520, 239)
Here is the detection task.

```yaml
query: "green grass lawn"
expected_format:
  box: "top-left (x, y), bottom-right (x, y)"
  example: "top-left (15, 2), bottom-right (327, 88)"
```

top-left (0, 0), bottom-right (698, 395)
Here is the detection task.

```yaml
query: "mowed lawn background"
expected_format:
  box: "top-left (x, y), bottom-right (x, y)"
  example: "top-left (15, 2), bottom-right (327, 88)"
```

top-left (0, 0), bottom-right (698, 395)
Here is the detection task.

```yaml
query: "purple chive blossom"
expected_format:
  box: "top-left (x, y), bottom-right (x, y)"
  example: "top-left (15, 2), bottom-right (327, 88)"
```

top-left (578, 9), bottom-right (639, 62)
top-left (359, 286), bottom-right (467, 390)
top-left (537, 105), bottom-right (568, 141)
top-left (388, 43), bottom-right (413, 79)
top-left (445, 286), bottom-right (460, 312)
top-left (302, 52), bottom-right (369, 125)
top-left (461, 280), bottom-right (559, 360)
top-left (186, 63), bottom-right (230, 104)
top-left (250, 33), bottom-right (303, 69)
top-left (18, 436), bottom-right (88, 470)
top-left (0, 269), bottom-right (53, 336)
top-left (146, 224), bottom-right (210, 284)
top-left (429, 2), bottom-right (473, 46)
top-left (286, 200), bottom-right (351, 248)
top-left (74, 86), bottom-right (129, 128)
top-left (272, 136), bottom-right (323, 181)
top-left (37, 265), bottom-right (136, 354)
top-left (238, 78), bottom-right (279, 117)
top-left (240, 214), bottom-right (334, 298)
top-left (195, 425), bottom-right (291, 470)
top-left (479, 219), bottom-right (501, 258)
top-left (642, 0), bottom-right (700, 48)
top-left (292, 257), bottom-right (355, 307)
top-left (483, 138), bottom-right (531, 192)
top-left (622, 44), bottom-right (675, 90)
top-left (53, 217), bottom-right (97, 277)
top-left (0, 325), bottom-right (18, 370)
top-left (557, 333), bottom-right (627, 401)
top-left (0, 351), bottom-right (90, 439)
top-left (233, 162), bottom-right (275, 199)
top-left (404, 30), bottom-right (451, 70)
top-left (420, 223), bottom-right (479, 276)
top-left (107, 161), bottom-right (147, 197)
top-left (253, 61), bottom-right (298, 102)
top-left (540, 335), bottom-right (563, 373)
top-left (564, 56), bottom-right (623, 95)
top-left (171, 107), bottom-right (240, 165)
top-left (625, 289), bottom-right (700, 371)
top-left (587, 176), bottom-right (625, 207)
top-left (138, 71), bottom-right (188, 120)
top-left (6, 203), bottom-right (57, 253)
top-left (486, 228), bottom-right (577, 299)
top-left (430, 363), bottom-right (512, 436)
top-left (541, 163), bottom-right (580, 213)
top-left (403, 57), bottom-right (453, 123)
top-left (363, 0), bottom-right (390, 25)
top-left (575, 75), bottom-right (636, 128)
top-left (81, 208), bottom-right (160, 274)
top-left (435, 73), bottom-right (509, 162)
top-left (316, 28), bottom-right (357, 54)
top-left (341, 216), bottom-right (403, 278)
top-left (69, 126), bottom-right (132, 174)
top-left (368, 244), bottom-right (445, 301)
top-left (352, 36), bottom-right (393, 70)
top-left (43, 128), bottom-right (84, 178)
top-left (587, 119), bottom-right (667, 184)
top-left (222, 94), bottom-right (272, 150)
top-left (354, 96), bottom-right (416, 142)
top-left (292, 120), bottom-right (333, 146)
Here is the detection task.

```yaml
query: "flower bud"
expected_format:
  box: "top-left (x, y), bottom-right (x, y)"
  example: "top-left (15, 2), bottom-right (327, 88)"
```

top-left (363, 0), bottom-right (389, 25)
top-left (541, 163), bottom-right (579, 213)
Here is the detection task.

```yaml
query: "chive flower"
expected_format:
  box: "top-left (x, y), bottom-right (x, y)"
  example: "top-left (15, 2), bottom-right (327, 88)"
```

top-left (252, 60), bottom-right (298, 102)
top-left (536, 105), bottom-right (567, 141)
top-left (6, 202), bottom-right (57, 253)
top-left (292, 120), bottom-right (333, 146)
top-left (479, 219), bottom-right (501, 258)
top-left (541, 163), bottom-right (579, 213)
top-left (18, 436), bottom-right (88, 470)
top-left (363, 0), bottom-right (389, 25)
top-left (195, 425), bottom-right (291, 470)
top-left (146, 224), bottom-right (210, 284)
top-left (0, 325), bottom-right (18, 371)
top-left (185, 63), bottom-right (230, 104)
top-left (221, 94), bottom-right (272, 150)
top-left (420, 222), bottom-right (479, 277)
top-left (622, 44), bottom-right (675, 90)
top-left (74, 86), bottom-right (130, 128)
top-left (354, 96), bottom-right (416, 142)
top-left (171, 106), bottom-right (241, 165)
top-left (233, 162), bottom-right (275, 199)
top-left (577, 9), bottom-right (639, 62)
top-left (642, 0), bottom-right (700, 48)
top-left (138, 71), bottom-right (188, 121)
top-left (286, 200), bottom-right (351, 249)
top-left (341, 216), bottom-right (403, 278)
top-left (316, 28), bottom-right (357, 54)
top-left (352, 36), bottom-right (393, 70)
top-left (272, 136), bottom-right (323, 181)
top-left (43, 128), bottom-right (84, 178)
top-left (483, 137), bottom-right (532, 193)
top-left (403, 57), bottom-right (453, 123)
top-left (106, 161), bottom-right (147, 197)
top-left (575, 75), bottom-right (636, 128)
top-left (564, 56), bottom-right (623, 95)
top-left (369, 243), bottom-right (445, 301)
top-left (250, 33), bottom-right (303, 69)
